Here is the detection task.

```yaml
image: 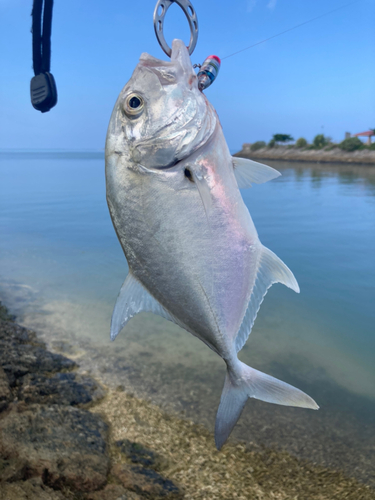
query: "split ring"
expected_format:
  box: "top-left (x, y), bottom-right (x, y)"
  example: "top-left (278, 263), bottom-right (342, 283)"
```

top-left (153, 0), bottom-right (199, 57)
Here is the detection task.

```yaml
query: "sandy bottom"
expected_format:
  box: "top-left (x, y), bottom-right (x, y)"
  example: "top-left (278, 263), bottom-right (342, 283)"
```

top-left (91, 389), bottom-right (374, 500)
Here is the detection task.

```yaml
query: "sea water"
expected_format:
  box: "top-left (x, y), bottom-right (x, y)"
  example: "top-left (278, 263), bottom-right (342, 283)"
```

top-left (0, 151), bottom-right (374, 482)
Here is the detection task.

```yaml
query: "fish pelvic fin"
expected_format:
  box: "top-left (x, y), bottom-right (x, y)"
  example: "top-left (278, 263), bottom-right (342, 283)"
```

top-left (232, 157), bottom-right (281, 189)
top-left (235, 245), bottom-right (300, 353)
top-left (215, 360), bottom-right (319, 450)
top-left (110, 272), bottom-right (174, 341)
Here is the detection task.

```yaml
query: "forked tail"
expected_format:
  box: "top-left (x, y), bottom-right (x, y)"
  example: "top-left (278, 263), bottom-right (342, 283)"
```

top-left (215, 360), bottom-right (319, 450)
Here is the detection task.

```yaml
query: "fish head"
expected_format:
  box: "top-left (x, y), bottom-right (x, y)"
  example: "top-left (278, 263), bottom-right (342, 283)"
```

top-left (106, 39), bottom-right (216, 169)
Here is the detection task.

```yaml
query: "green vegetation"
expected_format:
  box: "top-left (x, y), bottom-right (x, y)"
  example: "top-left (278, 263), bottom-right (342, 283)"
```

top-left (339, 137), bottom-right (363, 152)
top-left (313, 134), bottom-right (330, 148)
top-left (246, 132), bottom-right (375, 155)
top-left (250, 141), bottom-right (266, 151)
top-left (295, 137), bottom-right (308, 148)
top-left (272, 134), bottom-right (294, 144)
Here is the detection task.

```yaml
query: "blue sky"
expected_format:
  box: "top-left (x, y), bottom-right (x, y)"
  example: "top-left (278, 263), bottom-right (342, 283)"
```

top-left (0, 0), bottom-right (374, 152)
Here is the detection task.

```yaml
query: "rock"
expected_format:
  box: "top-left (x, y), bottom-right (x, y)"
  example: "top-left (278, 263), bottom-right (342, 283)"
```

top-left (0, 404), bottom-right (110, 492)
top-left (0, 318), bottom-right (36, 344)
top-left (85, 483), bottom-right (143, 500)
top-left (18, 372), bottom-right (105, 407)
top-left (0, 320), bottom-right (76, 387)
top-left (0, 367), bottom-right (11, 412)
top-left (0, 477), bottom-right (67, 499)
top-left (115, 439), bottom-right (166, 470)
top-left (112, 464), bottom-right (183, 499)
top-left (0, 457), bottom-right (28, 482)
top-left (0, 302), bottom-right (15, 322)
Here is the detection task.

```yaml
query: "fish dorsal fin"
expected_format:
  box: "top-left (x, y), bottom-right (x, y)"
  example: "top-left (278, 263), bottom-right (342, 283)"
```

top-left (232, 157), bottom-right (281, 189)
top-left (110, 272), bottom-right (175, 341)
top-left (235, 245), bottom-right (300, 353)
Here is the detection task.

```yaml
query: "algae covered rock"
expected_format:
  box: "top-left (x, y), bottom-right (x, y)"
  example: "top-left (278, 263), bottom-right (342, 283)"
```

top-left (112, 463), bottom-right (183, 499)
top-left (18, 372), bottom-right (105, 407)
top-left (0, 320), bottom-right (76, 387)
top-left (0, 477), bottom-right (67, 499)
top-left (0, 404), bottom-right (110, 492)
top-left (0, 367), bottom-right (11, 412)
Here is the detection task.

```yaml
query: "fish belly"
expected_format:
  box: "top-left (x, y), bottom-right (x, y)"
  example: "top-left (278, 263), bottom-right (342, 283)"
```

top-left (106, 151), bottom-right (259, 357)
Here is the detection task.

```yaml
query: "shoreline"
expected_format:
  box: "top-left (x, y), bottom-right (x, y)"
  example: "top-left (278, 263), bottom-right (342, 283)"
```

top-left (234, 145), bottom-right (375, 165)
top-left (1, 300), bottom-right (374, 499)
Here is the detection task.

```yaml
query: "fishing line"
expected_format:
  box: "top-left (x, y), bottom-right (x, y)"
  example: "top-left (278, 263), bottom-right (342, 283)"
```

top-left (221, 0), bottom-right (361, 60)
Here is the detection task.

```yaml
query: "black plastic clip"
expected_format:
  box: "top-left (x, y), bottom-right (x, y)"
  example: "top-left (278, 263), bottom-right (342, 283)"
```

top-left (30, 72), bottom-right (58, 113)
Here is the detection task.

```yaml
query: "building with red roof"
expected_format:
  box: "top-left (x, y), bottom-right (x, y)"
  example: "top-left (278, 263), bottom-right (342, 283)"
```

top-left (353, 130), bottom-right (374, 145)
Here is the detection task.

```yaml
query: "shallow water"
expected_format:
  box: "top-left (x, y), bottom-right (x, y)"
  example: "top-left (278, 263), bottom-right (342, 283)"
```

top-left (0, 152), bottom-right (374, 483)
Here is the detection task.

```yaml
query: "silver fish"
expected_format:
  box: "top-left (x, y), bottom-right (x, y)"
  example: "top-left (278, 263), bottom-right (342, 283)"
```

top-left (105, 39), bottom-right (318, 449)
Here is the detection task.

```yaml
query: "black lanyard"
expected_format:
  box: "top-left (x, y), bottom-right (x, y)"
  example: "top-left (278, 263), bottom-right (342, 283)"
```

top-left (30, 0), bottom-right (58, 113)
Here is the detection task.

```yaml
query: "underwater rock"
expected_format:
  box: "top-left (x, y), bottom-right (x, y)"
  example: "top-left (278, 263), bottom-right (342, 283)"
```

top-left (18, 372), bottom-right (105, 407)
top-left (85, 483), bottom-right (143, 500)
top-left (0, 477), bottom-right (67, 499)
top-left (0, 367), bottom-right (11, 413)
top-left (112, 463), bottom-right (183, 499)
top-left (0, 302), bottom-right (15, 322)
top-left (115, 439), bottom-right (166, 470)
top-left (0, 404), bottom-right (110, 492)
top-left (0, 320), bottom-right (76, 387)
top-left (0, 318), bottom-right (37, 344)
top-left (0, 456), bottom-right (28, 482)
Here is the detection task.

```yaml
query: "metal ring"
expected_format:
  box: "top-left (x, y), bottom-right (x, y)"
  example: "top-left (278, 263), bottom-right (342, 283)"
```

top-left (153, 0), bottom-right (199, 57)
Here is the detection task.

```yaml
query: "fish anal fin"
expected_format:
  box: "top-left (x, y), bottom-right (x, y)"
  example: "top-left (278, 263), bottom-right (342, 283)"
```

top-left (232, 157), bottom-right (281, 189)
top-left (110, 272), bottom-right (174, 341)
top-left (235, 245), bottom-right (299, 353)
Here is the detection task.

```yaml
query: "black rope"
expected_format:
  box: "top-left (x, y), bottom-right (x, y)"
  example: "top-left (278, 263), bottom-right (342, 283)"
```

top-left (41, 0), bottom-right (53, 73)
top-left (31, 0), bottom-right (43, 75)
top-left (30, 0), bottom-right (57, 112)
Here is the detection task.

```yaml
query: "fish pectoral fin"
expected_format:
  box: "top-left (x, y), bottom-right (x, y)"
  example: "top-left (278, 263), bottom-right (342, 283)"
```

top-left (232, 157), bottom-right (281, 189)
top-left (235, 245), bottom-right (300, 353)
top-left (215, 360), bottom-right (318, 449)
top-left (110, 272), bottom-right (174, 341)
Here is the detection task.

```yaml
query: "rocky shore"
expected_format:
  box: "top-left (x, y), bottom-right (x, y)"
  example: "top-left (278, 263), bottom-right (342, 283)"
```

top-left (0, 301), bottom-right (374, 500)
top-left (235, 145), bottom-right (375, 165)
top-left (0, 303), bottom-right (183, 500)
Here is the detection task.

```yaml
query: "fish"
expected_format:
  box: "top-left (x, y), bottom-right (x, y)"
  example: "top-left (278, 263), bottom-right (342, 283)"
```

top-left (105, 39), bottom-right (318, 450)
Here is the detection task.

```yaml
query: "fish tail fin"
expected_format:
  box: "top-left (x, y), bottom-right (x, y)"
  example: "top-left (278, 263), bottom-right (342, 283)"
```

top-left (215, 360), bottom-right (318, 450)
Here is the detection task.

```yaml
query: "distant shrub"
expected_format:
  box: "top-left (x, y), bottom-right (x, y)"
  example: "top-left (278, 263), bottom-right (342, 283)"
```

top-left (295, 137), bottom-right (308, 148)
top-left (250, 141), bottom-right (266, 151)
top-left (368, 142), bottom-right (375, 150)
top-left (272, 134), bottom-right (294, 144)
top-left (268, 138), bottom-right (276, 148)
top-left (339, 137), bottom-right (363, 152)
top-left (313, 134), bottom-right (329, 149)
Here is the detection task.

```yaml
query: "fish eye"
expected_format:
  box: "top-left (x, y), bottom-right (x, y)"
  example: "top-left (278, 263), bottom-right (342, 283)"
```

top-left (123, 93), bottom-right (144, 118)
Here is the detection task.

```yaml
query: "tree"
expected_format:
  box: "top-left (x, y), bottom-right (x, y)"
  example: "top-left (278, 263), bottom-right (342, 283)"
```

top-left (295, 137), bottom-right (308, 148)
top-left (313, 134), bottom-right (329, 148)
top-left (339, 137), bottom-right (363, 152)
top-left (272, 134), bottom-right (294, 144)
top-left (250, 141), bottom-right (266, 151)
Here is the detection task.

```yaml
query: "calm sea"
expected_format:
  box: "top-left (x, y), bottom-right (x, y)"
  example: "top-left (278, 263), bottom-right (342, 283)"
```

top-left (0, 151), bottom-right (374, 483)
